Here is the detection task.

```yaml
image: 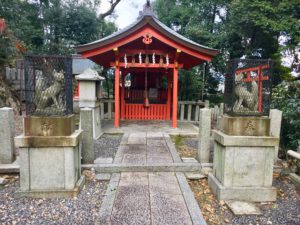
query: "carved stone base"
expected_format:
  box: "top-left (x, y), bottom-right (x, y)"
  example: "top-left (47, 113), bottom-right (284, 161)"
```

top-left (24, 115), bottom-right (75, 136)
top-left (220, 115), bottom-right (270, 136)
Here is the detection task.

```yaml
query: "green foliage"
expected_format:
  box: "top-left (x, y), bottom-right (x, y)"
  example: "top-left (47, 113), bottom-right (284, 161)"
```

top-left (154, 0), bottom-right (300, 100)
top-left (0, 29), bottom-right (18, 68)
top-left (0, 0), bottom-right (117, 55)
top-left (272, 80), bottom-right (300, 152)
top-left (154, 0), bottom-right (225, 102)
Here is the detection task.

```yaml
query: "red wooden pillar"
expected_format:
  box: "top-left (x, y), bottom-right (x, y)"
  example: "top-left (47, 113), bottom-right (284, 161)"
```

top-left (114, 61), bottom-right (120, 127)
top-left (167, 71), bottom-right (171, 120)
top-left (74, 81), bottom-right (80, 100)
top-left (172, 65), bottom-right (178, 128)
top-left (121, 72), bottom-right (125, 119)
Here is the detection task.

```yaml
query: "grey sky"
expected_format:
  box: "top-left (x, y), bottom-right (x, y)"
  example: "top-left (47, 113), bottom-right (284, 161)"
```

top-left (101, 0), bottom-right (145, 29)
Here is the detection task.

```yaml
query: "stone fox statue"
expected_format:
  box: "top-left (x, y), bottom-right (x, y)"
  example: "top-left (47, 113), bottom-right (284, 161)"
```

top-left (35, 70), bottom-right (65, 110)
top-left (233, 73), bottom-right (258, 112)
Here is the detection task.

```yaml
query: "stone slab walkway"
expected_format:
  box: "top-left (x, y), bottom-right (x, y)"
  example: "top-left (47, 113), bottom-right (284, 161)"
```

top-left (114, 132), bottom-right (174, 164)
top-left (102, 120), bottom-right (199, 136)
top-left (97, 132), bottom-right (206, 225)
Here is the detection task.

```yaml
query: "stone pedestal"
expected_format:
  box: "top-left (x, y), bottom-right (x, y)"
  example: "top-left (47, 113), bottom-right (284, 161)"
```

top-left (0, 107), bottom-right (15, 164)
top-left (208, 130), bottom-right (278, 202)
top-left (197, 108), bottom-right (211, 163)
top-left (15, 116), bottom-right (84, 198)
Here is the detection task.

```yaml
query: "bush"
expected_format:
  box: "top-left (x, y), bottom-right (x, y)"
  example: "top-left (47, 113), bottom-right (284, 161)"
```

top-left (272, 80), bottom-right (300, 155)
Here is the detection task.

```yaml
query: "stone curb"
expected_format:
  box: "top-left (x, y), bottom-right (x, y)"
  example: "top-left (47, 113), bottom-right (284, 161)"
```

top-left (163, 133), bottom-right (182, 163)
top-left (96, 173), bottom-right (121, 225)
top-left (82, 163), bottom-right (202, 173)
top-left (176, 172), bottom-right (207, 225)
top-left (0, 163), bottom-right (20, 174)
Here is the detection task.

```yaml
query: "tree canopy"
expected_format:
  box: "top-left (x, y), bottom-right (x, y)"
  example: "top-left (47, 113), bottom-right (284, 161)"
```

top-left (0, 0), bottom-right (119, 57)
top-left (154, 0), bottom-right (300, 96)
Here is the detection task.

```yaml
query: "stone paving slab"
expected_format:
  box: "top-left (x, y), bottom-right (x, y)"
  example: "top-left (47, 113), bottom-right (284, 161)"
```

top-left (147, 139), bottom-right (167, 147)
top-left (101, 172), bottom-right (197, 225)
top-left (149, 172), bottom-right (182, 195)
top-left (127, 137), bottom-right (147, 145)
top-left (226, 201), bottom-right (262, 215)
top-left (150, 192), bottom-right (193, 225)
top-left (95, 173), bottom-right (111, 181)
top-left (147, 132), bottom-right (164, 138)
top-left (147, 154), bottom-right (173, 163)
top-left (96, 132), bottom-right (207, 225)
top-left (94, 157), bottom-right (113, 164)
top-left (111, 172), bottom-right (151, 225)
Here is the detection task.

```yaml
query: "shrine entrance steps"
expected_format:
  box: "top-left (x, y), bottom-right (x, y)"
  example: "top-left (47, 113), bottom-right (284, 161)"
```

top-left (92, 132), bottom-right (207, 225)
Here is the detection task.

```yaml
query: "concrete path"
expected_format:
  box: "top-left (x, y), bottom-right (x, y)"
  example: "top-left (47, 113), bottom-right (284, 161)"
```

top-left (97, 132), bottom-right (206, 225)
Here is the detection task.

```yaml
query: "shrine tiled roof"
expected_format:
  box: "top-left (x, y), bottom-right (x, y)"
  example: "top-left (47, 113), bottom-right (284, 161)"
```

top-left (76, 3), bottom-right (218, 57)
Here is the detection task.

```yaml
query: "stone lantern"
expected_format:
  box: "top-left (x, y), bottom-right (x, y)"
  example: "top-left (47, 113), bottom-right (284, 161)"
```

top-left (76, 68), bottom-right (104, 164)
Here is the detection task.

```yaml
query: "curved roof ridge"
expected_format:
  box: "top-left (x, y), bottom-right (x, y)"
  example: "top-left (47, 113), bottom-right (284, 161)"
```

top-left (76, 13), bottom-right (218, 56)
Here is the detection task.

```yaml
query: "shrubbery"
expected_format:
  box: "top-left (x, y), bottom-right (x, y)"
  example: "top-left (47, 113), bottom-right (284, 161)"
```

top-left (272, 80), bottom-right (300, 155)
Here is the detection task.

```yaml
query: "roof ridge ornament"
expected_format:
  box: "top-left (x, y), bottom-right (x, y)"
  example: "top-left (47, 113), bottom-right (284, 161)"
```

top-left (140, 0), bottom-right (154, 17)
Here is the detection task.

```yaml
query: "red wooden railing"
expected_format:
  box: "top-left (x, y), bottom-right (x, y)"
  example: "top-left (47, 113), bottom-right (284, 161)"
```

top-left (124, 103), bottom-right (168, 120)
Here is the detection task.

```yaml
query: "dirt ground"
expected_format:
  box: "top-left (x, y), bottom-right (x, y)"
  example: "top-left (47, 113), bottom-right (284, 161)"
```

top-left (171, 135), bottom-right (300, 225)
top-left (189, 174), bottom-right (300, 225)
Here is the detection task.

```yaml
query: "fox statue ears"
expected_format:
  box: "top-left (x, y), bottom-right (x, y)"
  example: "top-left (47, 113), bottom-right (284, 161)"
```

top-left (53, 69), bottom-right (64, 74)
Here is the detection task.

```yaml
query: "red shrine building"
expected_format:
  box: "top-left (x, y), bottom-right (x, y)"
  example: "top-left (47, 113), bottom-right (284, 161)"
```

top-left (75, 1), bottom-right (218, 128)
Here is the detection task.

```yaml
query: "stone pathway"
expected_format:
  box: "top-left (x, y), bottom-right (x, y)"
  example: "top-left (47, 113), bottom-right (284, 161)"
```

top-left (97, 132), bottom-right (206, 225)
top-left (114, 132), bottom-right (174, 164)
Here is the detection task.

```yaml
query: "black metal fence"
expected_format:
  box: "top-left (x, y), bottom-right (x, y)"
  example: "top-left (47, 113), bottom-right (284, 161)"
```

top-left (24, 55), bottom-right (73, 116)
top-left (224, 59), bottom-right (273, 116)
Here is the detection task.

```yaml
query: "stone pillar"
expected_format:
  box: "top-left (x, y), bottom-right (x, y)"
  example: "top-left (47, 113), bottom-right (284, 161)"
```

top-left (219, 103), bottom-right (224, 116)
top-left (216, 103), bottom-right (224, 130)
top-left (0, 107), bottom-right (15, 164)
top-left (197, 108), bottom-right (211, 163)
top-left (80, 108), bottom-right (95, 164)
top-left (204, 100), bottom-right (209, 108)
top-left (269, 109), bottom-right (282, 162)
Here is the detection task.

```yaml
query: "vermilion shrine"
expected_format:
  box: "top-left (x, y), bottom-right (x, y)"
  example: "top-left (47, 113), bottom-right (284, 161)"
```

top-left (76, 2), bottom-right (218, 128)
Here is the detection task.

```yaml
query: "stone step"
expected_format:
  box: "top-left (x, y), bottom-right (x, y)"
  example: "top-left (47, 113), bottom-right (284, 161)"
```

top-left (82, 162), bottom-right (202, 173)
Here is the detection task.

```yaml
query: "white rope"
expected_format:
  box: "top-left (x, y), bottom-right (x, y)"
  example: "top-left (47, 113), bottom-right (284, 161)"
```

top-left (124, 54), bottom-right (128, 68)
top-left (139, 52), bottom-right (142, 64)
top-left (166, 54), bottom-right (169, 66)
top-left (152, 53), bottom-right (155, 65)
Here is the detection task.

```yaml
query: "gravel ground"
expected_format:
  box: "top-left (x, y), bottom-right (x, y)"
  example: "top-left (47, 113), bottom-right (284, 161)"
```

top-left (94, 134), bottom-right (123, 159)
top-left (229, 176), bottom-right (300, 225)
top-left (183, 137), bottom-right (198, 150)
top-left (0, 174), bottom-right (108, 225)
top-left (189, 174), bottom-right (300, 225)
